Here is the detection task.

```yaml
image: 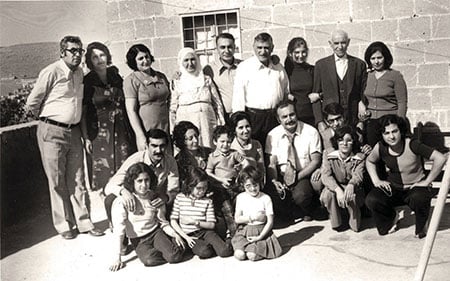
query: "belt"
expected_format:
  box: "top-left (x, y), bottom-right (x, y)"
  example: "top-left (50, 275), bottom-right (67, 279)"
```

top-left (39, 117), bottom-right (79, 129)
top-left (245, 107), bottom-right (273, 114)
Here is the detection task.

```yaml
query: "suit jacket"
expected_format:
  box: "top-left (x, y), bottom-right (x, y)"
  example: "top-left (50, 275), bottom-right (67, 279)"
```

top-left (312, 54), bottom-right (367, 125)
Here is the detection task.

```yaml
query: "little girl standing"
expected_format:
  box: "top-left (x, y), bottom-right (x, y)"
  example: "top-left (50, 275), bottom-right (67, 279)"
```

top-left (232, 166), bottom-right (282, 261)
top-left (170, 167), bottom-right (233, 259)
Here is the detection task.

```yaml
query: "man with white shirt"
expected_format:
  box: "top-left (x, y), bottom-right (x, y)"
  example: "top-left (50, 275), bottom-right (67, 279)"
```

top-left (312, 29), bottom-right (367, 132)
top-left (203, 33), bottom-right (241, 121)
top-left (266, 101), bottom-right (322, 222)
top-left (26, 36), bottom-right (103, 239)
top-left (232, 32), bottom-right (289, 148)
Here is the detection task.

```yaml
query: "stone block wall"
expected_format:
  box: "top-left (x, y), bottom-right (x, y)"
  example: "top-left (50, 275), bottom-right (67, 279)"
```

top-left (106, 0), bottom-right (450, 131)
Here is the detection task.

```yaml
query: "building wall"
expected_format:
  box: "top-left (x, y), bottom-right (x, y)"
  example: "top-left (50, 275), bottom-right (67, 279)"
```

top-left (106, 0), bottom-right (450, 130)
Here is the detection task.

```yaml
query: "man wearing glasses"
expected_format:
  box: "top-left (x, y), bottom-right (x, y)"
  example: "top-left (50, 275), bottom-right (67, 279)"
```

top-left (26, 35), bottom-right (103, 239)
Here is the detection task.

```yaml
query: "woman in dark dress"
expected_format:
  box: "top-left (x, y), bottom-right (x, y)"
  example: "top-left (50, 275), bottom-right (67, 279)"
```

top-left (81, 42), bottom-right (136, 191)
top-left (284, 37), bottom-right (315, 126)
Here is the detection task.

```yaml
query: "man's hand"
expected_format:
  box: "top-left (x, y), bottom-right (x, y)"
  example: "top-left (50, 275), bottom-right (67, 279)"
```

top-left (335, 188), bottom-right (346, 208)
top-left (374, 180), bottom-right (392, 196)
top-left (343, 184), bottom-right (355, 203)
top-left (308, 92), bottom-right (322, 103)
top-left (317, 121), bottom-right (328, 133)
top-left (120, 188), bottom-right (135, 212)
top-left (272, 180), bottom-right (286, 195)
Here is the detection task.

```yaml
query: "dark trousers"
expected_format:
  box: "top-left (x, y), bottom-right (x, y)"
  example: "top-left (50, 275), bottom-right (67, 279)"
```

top-left (210, 185), bottom-right (237, 237)
top-left (130, 228), bottom-right (184, 266)
top-left (245, 107), bottom-right (278, 150)
top-left (365, 186), bottom-right (432, 235)
top-left (189, 229), bottom-right (233, 259)
top-left (266, 177), bottom-right (316, 221)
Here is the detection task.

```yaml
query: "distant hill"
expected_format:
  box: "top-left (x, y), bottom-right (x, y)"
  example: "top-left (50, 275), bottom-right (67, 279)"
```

top-left (0, 42), bottom-right (59, 79)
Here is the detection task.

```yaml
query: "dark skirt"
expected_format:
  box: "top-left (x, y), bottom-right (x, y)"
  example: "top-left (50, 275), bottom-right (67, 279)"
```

top-left (231, 224), bottom-right (282, 259)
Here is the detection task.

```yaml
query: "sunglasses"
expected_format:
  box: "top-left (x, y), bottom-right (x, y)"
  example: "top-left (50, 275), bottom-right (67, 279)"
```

top-left (64, 48), bottom-right (85, 55)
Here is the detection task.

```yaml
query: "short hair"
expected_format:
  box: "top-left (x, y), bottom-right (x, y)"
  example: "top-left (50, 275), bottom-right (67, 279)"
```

top-left (229, 111), bottom-right (252, 132)
top-left (85, 42), bottom-right (112, 70)
top-left (364, 41), bottom-right (393, 70)
top-left (145, 128), bottom-right (168, 144)
top-left (216, 32), bottom-right (235, 44)
top-left (60, 35), bottom-right (82, 54)
top-left (379, 114), bottom-right (408, 145)
top-left (237, 165), bottom-right (263, 186)
top-left (212, 125), bottom-right (233, 142)
top-left (182, 167), bottom-right (209, 196)
top-left (254, 32), bottom-right (273, 44)
top-left (275, 99), bottom-right (296, 118)
top-left (123, 162), bottom-right (158, 194)
top-left (330, 125), bottom-right (360, 153)
top-left (172, 121), bottom-right (199, 150)
top-left (126, 44), bottom-right (155, 71)
top-left (330, 30), bottom-right (349, 41)
top-left (323, 103), bottom-right (344, 120)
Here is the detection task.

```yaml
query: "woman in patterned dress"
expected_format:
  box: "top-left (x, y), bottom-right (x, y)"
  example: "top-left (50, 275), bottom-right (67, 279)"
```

top-left (82, 42), bottom-right (136, 191)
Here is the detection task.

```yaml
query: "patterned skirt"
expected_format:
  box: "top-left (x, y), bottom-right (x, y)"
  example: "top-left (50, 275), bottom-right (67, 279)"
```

top-left (231, 224), bottom-right (282, 259)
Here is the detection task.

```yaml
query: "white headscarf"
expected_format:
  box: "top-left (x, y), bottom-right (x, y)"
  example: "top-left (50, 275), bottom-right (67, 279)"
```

top-left (177, 47), bottom-right (205, 94)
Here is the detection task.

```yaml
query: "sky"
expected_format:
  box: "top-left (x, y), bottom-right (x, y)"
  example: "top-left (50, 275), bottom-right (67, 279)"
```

top-left (0, 0), bottom-right (108, 47)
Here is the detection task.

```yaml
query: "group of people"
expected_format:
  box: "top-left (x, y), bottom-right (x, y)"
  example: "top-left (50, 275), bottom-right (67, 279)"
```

top-left (25, 29), bottom-right (446, 270)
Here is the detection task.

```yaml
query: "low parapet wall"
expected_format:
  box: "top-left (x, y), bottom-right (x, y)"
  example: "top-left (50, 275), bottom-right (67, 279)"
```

top-left (0, 121), bottom-right (49, 226)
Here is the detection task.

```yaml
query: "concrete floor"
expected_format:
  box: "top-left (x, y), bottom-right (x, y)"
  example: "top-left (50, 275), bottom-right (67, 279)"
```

top-left (2, 190), bottom-right (450, 281)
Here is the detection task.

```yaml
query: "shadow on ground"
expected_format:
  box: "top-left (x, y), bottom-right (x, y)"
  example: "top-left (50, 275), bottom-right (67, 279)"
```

top-left (278, 225), bottom-right (324, 255)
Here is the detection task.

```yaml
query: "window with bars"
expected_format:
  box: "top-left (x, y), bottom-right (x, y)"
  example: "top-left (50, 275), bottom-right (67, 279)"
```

top-left (181, 9), bottom-right (241, 65)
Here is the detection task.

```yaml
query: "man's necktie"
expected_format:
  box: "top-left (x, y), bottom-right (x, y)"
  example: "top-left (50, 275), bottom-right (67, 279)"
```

top-left (284, 134), bottom-right (298, 187)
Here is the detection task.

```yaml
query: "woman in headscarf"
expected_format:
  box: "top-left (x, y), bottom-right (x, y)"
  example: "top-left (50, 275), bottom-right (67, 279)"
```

top-left (170, 48), bottom-right (225, 149)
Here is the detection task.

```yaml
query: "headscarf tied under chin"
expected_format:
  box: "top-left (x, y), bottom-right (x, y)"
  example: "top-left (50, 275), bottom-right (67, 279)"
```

top-left (177, 47), bottom-right (205, 94)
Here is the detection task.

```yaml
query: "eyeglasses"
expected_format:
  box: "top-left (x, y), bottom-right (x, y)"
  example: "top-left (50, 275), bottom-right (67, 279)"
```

top-left (64, 48), bottom-right (85, 55)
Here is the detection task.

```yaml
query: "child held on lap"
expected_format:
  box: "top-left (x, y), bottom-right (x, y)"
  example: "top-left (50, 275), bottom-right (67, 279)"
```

top-left (170, 167), bottom-right (233, 258)
top-left (206, 125), bottom-right (249, 237)
top-left (232, 165), bottom-right (282, 261)
top-left (109, 162), bottom-right (184, 272)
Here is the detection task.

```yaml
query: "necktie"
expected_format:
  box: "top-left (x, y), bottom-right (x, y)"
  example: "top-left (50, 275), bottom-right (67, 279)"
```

top-left (284, 134), bottom-right (298, 186)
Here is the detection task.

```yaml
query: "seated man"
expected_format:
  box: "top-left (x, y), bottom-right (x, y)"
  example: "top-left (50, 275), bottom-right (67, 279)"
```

top-left (104, 129), bottom-right (179, 221)
top-left (265, 100), bottom-right (322, 222)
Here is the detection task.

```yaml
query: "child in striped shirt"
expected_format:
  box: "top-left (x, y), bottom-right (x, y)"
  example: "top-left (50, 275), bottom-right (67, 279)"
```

top-left (170, 167), bottom-right (233, 258)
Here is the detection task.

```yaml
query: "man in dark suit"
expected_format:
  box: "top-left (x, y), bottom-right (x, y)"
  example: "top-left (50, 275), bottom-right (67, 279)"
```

top-left (312, 30), bottom-right (367, 132)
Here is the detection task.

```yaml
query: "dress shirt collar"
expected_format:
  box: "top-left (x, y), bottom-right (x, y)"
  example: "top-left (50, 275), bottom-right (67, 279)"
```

top-left (57, 59), bottom-right (80, 79)
top-left (282, 121), bottom-right (304, 139)
top-left (144, 150), bottom-right (166, 169)
top-left (327, 150), bottom-right (362, 162)
top-left (334, 54), bottom-right (348, 62)
top-left (211, 150), bottom-right (231, 157)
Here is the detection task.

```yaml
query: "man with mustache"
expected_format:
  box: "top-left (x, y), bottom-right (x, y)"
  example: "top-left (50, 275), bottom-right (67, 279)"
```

top-left (104, 129), bottom-right (179, 215)
top-left (26, 35), bottom-right (103, 239)
top-left (265, 101), bottom-right (322, 222)
top-left (232, 32), bottom-right (289, 149)
top-left (203, 33), bottom-right (241, 122)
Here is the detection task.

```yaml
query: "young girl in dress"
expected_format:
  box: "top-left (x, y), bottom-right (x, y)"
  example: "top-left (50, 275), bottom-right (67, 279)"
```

top-left (109, 162), bottom-right (184, 271)
top-left (170, 167), bottom-right (233, 259)
top-left (232, 165), bottom-right (282, 261)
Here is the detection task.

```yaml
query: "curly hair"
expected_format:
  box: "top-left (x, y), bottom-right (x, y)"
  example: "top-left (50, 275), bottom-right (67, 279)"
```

top-left (379, 114), bottom-right (408, 146)
top-left (237, 165), bottom-right (263, 186)
top-left (212, 125), bottom-right (233, 142)
top-left (126, 44), bottom-right (155, 71)
top-left (182, 166), bottom-right (209, 196)
top-left (123, 162), bottom-right (158, 193)
top-left (172, 121), bottom-right (199, 149)
top-left (330, 125), bottom-right (360, 153)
